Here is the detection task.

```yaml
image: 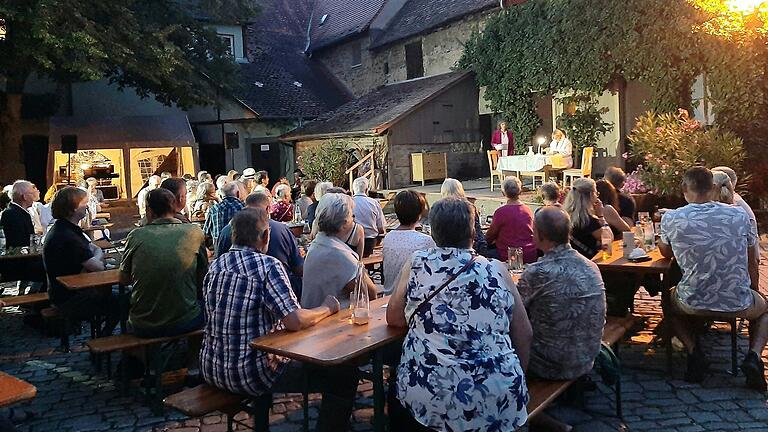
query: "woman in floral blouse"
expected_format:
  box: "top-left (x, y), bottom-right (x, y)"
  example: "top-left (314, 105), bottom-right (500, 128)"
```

top-left (387, 197), bottom-right (532, 431)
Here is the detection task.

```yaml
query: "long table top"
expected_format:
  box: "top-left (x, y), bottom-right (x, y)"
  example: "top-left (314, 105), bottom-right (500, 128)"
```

top-left (251, 296), bottom-right (406, 366)
top-left (592, 240), bottom-right (672, 274)
top-left (0, 372), bottom-right (37, 408)
top-left (56, 269), bottom-right (121, 290)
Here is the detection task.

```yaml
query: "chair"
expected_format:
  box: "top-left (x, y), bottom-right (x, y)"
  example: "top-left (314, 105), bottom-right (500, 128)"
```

top-left (563, 146), bottom-right (594, 186)
top-left (487, 150), bottom-right (503, 191)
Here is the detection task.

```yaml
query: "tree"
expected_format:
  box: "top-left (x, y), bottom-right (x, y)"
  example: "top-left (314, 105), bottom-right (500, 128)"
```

top-left (0, 0), bottom-right (257, 182)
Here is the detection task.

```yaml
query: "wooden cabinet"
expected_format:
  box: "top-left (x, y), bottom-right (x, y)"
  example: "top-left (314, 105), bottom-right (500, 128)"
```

top-left (411, 152), bottom-right (447, 186)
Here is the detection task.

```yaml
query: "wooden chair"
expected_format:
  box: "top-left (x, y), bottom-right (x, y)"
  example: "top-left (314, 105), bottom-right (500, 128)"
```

top-left (487, 150), bottom-right (503, 191)
top-left (563, 146), bottom-right (595, 186)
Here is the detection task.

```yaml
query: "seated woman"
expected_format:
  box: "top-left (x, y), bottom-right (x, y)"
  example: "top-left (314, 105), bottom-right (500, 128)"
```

top-left (387, 198), bottom-right (531, 431)
top-left (270, 184), bottom-right (295, 222)
top-left (191, 182), bottom-right (219, 219)
top-left (301, 193), bottom-right (377, 309)
top-left (539, 181), bottom-right (562, 209)
top-left (440, 178), bottom-right (492, 257)
top-left (595, 179), bottom-right (632, 238)
top-left (43, 187), bottom-right (119, 336)
top-left (563, 178), bottom-right (606, 258)
top-left (486, 176), bottom-right (537, 263)
top-left (382, 191), bottom-right (436, 295)
top-left (548, 129), bottom-right (573, 168)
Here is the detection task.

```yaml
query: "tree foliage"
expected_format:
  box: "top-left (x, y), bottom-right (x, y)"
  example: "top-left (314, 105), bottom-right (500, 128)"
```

top-left (0, 0), bottom-right (257, 180)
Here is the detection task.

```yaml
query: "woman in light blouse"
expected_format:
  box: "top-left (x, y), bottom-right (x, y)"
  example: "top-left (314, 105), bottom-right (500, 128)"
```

top-left (548, 129), bottom-right (573, 168)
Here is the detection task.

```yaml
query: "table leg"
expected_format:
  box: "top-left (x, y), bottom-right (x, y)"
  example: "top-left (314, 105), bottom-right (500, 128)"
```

top-left (660, 274), bottom-right (673, 375)
top-left (372, 350), bottom-right (385, 432)
top-left (118, 283), bottom-right (127, 334)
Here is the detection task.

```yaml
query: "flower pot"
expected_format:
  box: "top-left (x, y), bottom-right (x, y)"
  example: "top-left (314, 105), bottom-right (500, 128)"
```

top-left (630, 193), bottom-right (659, 214)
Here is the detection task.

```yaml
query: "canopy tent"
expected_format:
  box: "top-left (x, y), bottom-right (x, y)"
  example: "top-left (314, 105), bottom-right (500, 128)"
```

top-left (48, 114), bottom-right (198, 199)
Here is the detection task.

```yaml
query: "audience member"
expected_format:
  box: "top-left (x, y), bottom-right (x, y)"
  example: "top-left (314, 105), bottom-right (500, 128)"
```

top-left (43, 187), bottom-right (119, 335)
top-left (254, 170), bottom-right (270, 194)
top-left (240, 168), bottom-right (256, 193)
top-left (160, 177), bottom-right (190, 223)
top-left (486, 176), bottom-right (536, 263)
top-left (191, 182), bottom-right (219, 219)
top-left (386, 198), bottom-right (531, 431)
top-left (302, 193), bottom-right (377, 309)
top-left (85, 177), bottom-right (107, 205)
top-left (203, 182), bottom-right (244, 244)
top-left (160, 171), bottom-right (172, 181)
top-left (1, 180), bottom-right (38, 247)
top-left (713, 166), bottom-right (759, 279)
top-left (215, 175), bottom-right (230, 196)
top-left (539, 182), bottom-right (562, 209)
top-left (136, 175), bottom-right (161, 219)
top-left (660, 167), bottom-right (767, 389)
top-left (270, 184), bottom-right (295, 222)
top-left (201, 208), bottom-right (358, 432)
top-left (604, 167), bottom-right (636, 225)
top-left (216, 192), bottom-right (304, 297)
top-left (197, 170), bottom-right (212, 184)
top-left (227, 170), bottom-right (240, 182)
top-left (351, 177), bottom-right (385, 257)
top-left (306, 181), bottom-right (332, 227)
top-left (0, 184), bottom-right (11, 210)
top-left (381, 191), bottom-right (435, 294)
top-left (270, 177), bottom-right (290, 197)
top-left (120, 189), bottom-right (208, 338)
top-left (595, 179), bottom-right (632, 238)
top-left (440, 178), bottom-right (491, 257)
top-left (563, 178), bottom-right (605, 258)
top-left (296, 180), bottom-right (317, 221)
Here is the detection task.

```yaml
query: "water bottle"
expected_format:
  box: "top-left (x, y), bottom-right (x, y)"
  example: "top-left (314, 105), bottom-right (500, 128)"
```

top-left (0, 229), bottom-right (5, 254)
top-left (643, 222), bottom-right (655, 251)
top-left (600, 224), bottom-right (613, 260)
top-left (352, 264), bottom-right (370, 325)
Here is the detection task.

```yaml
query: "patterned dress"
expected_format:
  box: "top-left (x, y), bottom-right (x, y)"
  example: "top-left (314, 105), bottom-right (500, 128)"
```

top-left (397, 247), bottom-right (528, 431)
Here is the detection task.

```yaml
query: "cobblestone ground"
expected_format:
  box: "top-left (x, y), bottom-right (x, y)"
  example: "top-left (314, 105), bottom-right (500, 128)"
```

top-left (2, 259), bottom-right (768, 431)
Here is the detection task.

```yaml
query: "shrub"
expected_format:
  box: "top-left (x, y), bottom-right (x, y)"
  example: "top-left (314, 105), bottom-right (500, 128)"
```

top-left (628, 110), bottom-right (745, 197)
top-left (296, 141), bottom-right (349, 187)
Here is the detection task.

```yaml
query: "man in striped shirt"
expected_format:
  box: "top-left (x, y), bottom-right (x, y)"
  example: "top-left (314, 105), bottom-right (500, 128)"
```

top-left (200, 208), bottom-right (359, 431)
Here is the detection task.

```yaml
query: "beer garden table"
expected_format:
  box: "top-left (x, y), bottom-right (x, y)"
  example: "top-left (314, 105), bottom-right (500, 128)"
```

top-left (251, 296), bottom-right (404, 432)
top-left (56, 269), bottom-right (126, 331)
top-left (0, 371), bottom-right (37, 408)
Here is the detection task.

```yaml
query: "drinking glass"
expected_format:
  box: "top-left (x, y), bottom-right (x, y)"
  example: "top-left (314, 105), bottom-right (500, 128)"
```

top-left (507, 247), bottom-right (524, 273)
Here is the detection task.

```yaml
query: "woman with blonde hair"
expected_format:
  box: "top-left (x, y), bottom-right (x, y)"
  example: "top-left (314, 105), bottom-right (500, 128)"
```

top-left (191, 182), bottom-right (219, 218)
top-left (563, 178), bottom-right (605, 258)
top-left (548, 129), bottom-right (573, 168)
top-left (440, 178), bottom-right (491, 257)
top-left (712, 171), bottom-right (735, 204)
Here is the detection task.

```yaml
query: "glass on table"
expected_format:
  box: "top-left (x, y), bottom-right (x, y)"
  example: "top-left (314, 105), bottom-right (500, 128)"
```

top-left (507, 247), bottom-right (524, 274)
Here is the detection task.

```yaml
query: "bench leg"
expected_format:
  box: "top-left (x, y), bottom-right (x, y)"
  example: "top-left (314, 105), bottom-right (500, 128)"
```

top-left (731, 319), bottom-right (738, 376)
top-left (226, 415), bottom-right (234, 432)
top-left (302, 372), bottom-right (310, 432)
top-left (372, 350), bottom-right (386, 432)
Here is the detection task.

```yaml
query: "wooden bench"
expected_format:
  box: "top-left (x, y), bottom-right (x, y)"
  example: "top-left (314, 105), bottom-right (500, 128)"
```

top-left (87, 329), bottom-right (204, 413)
top-left (527, 314), bottom-right (636, 420)
top-left (0, 292), bottom-right (49, 308)
top-left (164, 384), bottom-right (271, 432)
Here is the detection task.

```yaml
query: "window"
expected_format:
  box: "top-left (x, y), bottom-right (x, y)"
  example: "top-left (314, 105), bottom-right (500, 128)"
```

top-left (351, 40), bottom-right (362, 67)
top-left (218, 33), bottom-right (235, 58)
top-left (405, 41), bottom-right (424, 79)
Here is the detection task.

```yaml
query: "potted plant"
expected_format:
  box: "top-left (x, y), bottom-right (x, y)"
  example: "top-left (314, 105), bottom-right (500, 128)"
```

top-left (628, 109), bottom-right (745, 206)
top-left (555, 92), bottom-right (613, 167)
top-left (622, 166), bottom-right (658, 213)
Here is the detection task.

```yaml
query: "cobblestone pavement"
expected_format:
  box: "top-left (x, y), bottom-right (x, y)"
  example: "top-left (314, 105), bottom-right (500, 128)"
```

top-left (2, 258), bottom-right (768, 431)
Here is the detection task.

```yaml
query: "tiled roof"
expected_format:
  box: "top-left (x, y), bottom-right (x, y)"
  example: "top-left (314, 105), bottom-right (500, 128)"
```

top-left (235, 0), bottom-right (350, 118)
top-left (282, 71), bottom-right (472, 140)
top-left (371, 0), bottom-right (498, 49)
top-left (308, 0), bottom-right (387, 52)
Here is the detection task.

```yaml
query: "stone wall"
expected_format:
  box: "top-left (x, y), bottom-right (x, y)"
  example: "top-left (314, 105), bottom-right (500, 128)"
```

top-left (388, 142), bottom-right (485, 188)
top-left (313, 11), bottom-right (493, 98)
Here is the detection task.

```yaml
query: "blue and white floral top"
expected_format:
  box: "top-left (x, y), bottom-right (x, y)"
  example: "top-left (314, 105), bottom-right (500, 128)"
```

top-left (397, 247), bottom-right (529, 431)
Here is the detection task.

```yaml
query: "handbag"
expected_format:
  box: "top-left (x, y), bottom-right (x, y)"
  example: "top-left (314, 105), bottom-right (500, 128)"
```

top-left (407, 254), bottom-right (478, 325)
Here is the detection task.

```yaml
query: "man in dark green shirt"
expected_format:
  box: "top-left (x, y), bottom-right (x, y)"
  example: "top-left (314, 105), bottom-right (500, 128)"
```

top-left (120, 188), bottom-right (208, 337)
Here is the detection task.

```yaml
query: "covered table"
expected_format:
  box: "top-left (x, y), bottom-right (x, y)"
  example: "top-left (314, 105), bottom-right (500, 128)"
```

top-left (496, 154), bottom-right (569, 172)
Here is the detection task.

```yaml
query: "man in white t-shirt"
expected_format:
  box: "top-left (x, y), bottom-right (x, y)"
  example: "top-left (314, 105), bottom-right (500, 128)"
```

top-left (137, 175), bottom-right (161, 218)
top-left (351, 177), bottom-right (386, 257)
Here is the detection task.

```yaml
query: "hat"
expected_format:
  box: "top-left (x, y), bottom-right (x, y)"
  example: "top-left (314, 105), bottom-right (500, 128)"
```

top-left (242, 168), bottom-right (256, 180)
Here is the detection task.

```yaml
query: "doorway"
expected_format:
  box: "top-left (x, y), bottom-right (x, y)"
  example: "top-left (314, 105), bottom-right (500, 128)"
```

top-left (198, 144), bottom-right (226, 177)
top-left (22, 135), bottom-right (49, 193)
top-left (250, 142), bottom-right (283, 188)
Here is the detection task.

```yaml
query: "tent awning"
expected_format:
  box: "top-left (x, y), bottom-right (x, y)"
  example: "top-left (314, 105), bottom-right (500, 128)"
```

top-left (49, 114), bottom-right (196, 150)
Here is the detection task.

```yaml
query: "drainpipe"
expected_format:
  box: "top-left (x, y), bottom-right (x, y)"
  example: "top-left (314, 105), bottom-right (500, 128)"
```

top-left (304, 8), bottom-right (315, 55)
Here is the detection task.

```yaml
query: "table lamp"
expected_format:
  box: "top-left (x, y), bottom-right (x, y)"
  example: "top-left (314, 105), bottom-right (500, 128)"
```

top-left (537, 136), bottom-right (546, 154)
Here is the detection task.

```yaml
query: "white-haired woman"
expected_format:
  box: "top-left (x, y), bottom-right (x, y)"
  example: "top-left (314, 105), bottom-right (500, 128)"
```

top-left (270, 183), bottom-right (294, 222)
top-left (440, 178), bottom-right (491, 257)
top-left (302, 193), bottom-right (378, 309)
top-left (485, 176), bottom-right (536, 263)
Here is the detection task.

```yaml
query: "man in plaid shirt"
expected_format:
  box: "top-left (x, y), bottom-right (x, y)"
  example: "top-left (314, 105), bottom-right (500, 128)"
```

top-left (200, 208), bottom-right (359, 431)
top-left (203, 182), bottom-right (244, 244)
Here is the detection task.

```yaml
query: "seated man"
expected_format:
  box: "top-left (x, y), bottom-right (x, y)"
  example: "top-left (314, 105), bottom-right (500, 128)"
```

top-left (160, 177), bottom-right (190, 223)
top-left (201, 208), bottom-right (358, 432)
top-left (203, 182), bottom-right (244, 245)
top-left (216, 192), bottom-right (304, 297)
top-left (120, 189), bottom-right (208, 338)
top-left (351, 176), bottom-right (385, 257)
top-left (659, 167), bottom-right (768, 389)
top-left (43, 187), bottom-right (119, 334)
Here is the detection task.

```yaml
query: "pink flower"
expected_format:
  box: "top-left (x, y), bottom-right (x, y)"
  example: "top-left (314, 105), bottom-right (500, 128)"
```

top-left (621, 152), bottom-right (629, 159)
top-left (656, 127), bottom-right (664, 135)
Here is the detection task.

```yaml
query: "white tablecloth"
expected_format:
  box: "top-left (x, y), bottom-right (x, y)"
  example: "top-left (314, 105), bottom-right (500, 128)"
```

top-left (497, 154), bottom-right (568, 172)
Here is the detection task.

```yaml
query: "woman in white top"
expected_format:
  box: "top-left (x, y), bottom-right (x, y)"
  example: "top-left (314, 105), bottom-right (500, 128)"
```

top-left (382, 191), bottom-right (435, 294)
top-left (548, 129), bottom-right (573, 168)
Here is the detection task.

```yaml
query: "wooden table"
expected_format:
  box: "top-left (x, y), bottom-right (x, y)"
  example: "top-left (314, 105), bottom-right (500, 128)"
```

top-left (592, 240), bottom-right (675, 371)
top-left (0, 247), bottom-right (41, 261)
top-left (252, 296), bottom-right (405, 432)
top-left (93, 239), bottom-right (115, 250)
top-left (56, 269), bottom-right (121, 291)
top-left (0, 371), bottom-right (37, 408)
top-left (95, 212), bottom-right (111, 220)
